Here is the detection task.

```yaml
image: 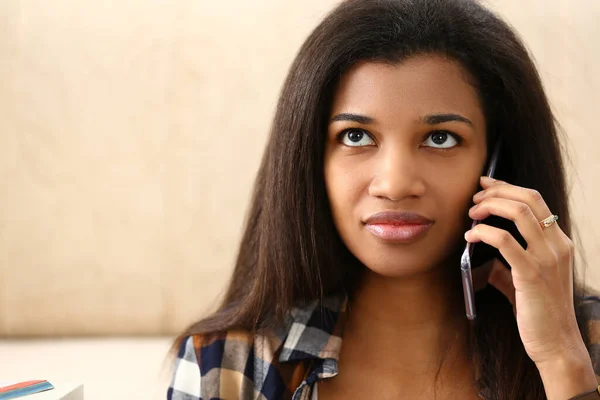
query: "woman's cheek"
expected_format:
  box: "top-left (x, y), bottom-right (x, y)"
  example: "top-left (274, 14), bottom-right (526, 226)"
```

top-left (325, 161), bottom-right (368, 239)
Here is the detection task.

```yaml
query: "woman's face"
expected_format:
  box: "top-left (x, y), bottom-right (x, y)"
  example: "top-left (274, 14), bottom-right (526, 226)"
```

top-left (324, 55), bottom-right (488, 278)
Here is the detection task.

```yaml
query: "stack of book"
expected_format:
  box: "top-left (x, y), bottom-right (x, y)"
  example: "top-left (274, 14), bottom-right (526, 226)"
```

top-left (0, 380), bottom-right (54, 399)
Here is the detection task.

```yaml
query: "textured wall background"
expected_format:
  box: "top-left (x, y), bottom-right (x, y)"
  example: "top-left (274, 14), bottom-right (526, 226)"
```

top-left (0, 0), bottom-right (598, 336)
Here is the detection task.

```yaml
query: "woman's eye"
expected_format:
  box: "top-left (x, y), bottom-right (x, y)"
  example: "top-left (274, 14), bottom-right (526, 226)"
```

top-left (422, 130), bottom-right (461, 149)
top-left (338, 129), bottom-right (375, 147)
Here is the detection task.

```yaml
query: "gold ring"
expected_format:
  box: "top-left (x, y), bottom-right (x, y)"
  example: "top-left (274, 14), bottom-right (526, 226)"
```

top-left (539, 214), bottom-right (558, 229)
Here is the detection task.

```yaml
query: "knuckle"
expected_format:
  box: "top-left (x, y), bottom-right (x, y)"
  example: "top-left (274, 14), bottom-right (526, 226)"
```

top-left (560, 249), bottom-right (573, 264)
top-left (516, 202), bottom-right (532, 218)
top-left (499, 231), bottom-right (513, 246)
top-left (562, 239), bottom-right (575, 261)
top-left (556, 234), bottom-right (574, 262)
top-left (564, 237), bottom-right (575, 251)
top-left (528, 189), bottom-right (544, 204)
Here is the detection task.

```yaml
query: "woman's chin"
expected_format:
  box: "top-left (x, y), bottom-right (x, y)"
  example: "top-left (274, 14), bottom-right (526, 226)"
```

top-left (358, 257), bottom-right (439, 279)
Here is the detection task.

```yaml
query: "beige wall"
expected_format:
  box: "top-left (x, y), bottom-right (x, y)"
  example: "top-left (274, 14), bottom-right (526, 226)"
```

top-left (0, 0), bottom-right (598, 336)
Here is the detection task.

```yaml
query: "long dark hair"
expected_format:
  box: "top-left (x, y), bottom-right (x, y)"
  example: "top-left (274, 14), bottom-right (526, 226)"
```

top-left (173, 1), bottom-right (598, 398)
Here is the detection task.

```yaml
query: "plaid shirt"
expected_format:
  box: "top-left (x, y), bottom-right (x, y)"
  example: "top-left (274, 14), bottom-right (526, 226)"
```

top-left (168, 294), bottom-right (600, 400)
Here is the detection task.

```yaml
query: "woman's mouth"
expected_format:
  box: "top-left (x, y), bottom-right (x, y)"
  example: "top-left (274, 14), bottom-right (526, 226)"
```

top-left (363, 211), bottom-right (434, 243)
top-left (364, 222), bottom-right (433, 243)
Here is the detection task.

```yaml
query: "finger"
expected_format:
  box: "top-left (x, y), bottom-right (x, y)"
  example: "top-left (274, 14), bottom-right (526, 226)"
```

top-left (473, 180), bottom-right (572, 272)
top-left (486, 258), bottom-right (516, 307)
top-left (478, 177), bottom-right (552, 221)
top-left (465, 223), bottom-right (540, 283)
top-left (478, 177), bottom-right (566, 243)
top-left (468, 197), bottom-right (550, 256)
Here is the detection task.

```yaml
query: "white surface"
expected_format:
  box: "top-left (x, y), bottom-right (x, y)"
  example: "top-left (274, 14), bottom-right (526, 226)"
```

top-left (0, 338), bottom-right (174, 400)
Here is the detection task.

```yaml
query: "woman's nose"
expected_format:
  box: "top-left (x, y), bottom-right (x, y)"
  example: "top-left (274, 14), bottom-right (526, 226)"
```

top-left (368, 148), bottom-right (426, 201)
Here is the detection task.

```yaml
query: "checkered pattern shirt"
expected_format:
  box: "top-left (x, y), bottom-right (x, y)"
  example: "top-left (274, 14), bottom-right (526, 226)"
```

top-left (167, 294), bottom-right (600, 400)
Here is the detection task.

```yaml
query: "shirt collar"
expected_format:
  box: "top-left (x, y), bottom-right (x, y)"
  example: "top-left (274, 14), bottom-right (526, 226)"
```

top-left (278, 292), bottom-right (348, 363)
top-left (276, 291), bottom-right (494, 397)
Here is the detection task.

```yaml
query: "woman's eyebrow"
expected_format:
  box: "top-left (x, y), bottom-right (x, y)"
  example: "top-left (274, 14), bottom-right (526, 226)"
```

top-left (329, 112), bottom-right (473, 126)
top-left (329, 113), bottom-right (374, 124)
top-left (420, 113), bottom-right (473, 126)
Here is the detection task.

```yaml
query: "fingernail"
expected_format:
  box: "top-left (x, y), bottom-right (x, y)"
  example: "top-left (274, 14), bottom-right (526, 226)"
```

top-left (473, 191), bottom-right (484, 200)
top-left (481, 176), bottom-right (496, 183)
top-left (464, 230), bottom-right (471, 240)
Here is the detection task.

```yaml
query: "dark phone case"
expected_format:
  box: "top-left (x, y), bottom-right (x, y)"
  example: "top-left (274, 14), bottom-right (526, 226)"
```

top-left (469, 149), bottom-right (527, 270)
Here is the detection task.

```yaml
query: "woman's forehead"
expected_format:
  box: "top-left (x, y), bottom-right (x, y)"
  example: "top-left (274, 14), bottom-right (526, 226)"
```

top-left (330, 56), bottom-right (484, 128)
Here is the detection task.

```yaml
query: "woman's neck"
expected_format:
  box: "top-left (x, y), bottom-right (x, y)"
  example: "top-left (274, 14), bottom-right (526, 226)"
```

top-left (332, 263), bottom-right (478, 397)
top-left (348, 263), bottom-right (467, 343)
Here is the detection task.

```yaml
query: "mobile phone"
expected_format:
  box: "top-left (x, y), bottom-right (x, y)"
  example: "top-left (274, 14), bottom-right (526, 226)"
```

top-left (460, 139), bottom-right (502, 320)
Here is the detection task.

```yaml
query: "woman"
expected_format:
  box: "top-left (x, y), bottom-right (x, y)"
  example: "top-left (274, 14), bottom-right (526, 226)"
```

top-left (167, 0), bottom-right (600, 399)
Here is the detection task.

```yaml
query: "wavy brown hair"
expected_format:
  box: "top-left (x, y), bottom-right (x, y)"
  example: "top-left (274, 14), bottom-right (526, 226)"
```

top-left (172, 1), bottom-right (599, 398)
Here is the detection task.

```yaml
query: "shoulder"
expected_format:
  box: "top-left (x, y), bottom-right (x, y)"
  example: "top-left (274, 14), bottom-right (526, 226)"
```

top-left (168, 329), bottom-right (307, 400)
top-left (168, 335), bottom-right (202, 399)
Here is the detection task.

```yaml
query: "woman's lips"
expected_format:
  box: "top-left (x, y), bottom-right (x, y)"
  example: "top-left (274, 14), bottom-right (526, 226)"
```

top-left (365, 222), bottom-right (433, 243)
